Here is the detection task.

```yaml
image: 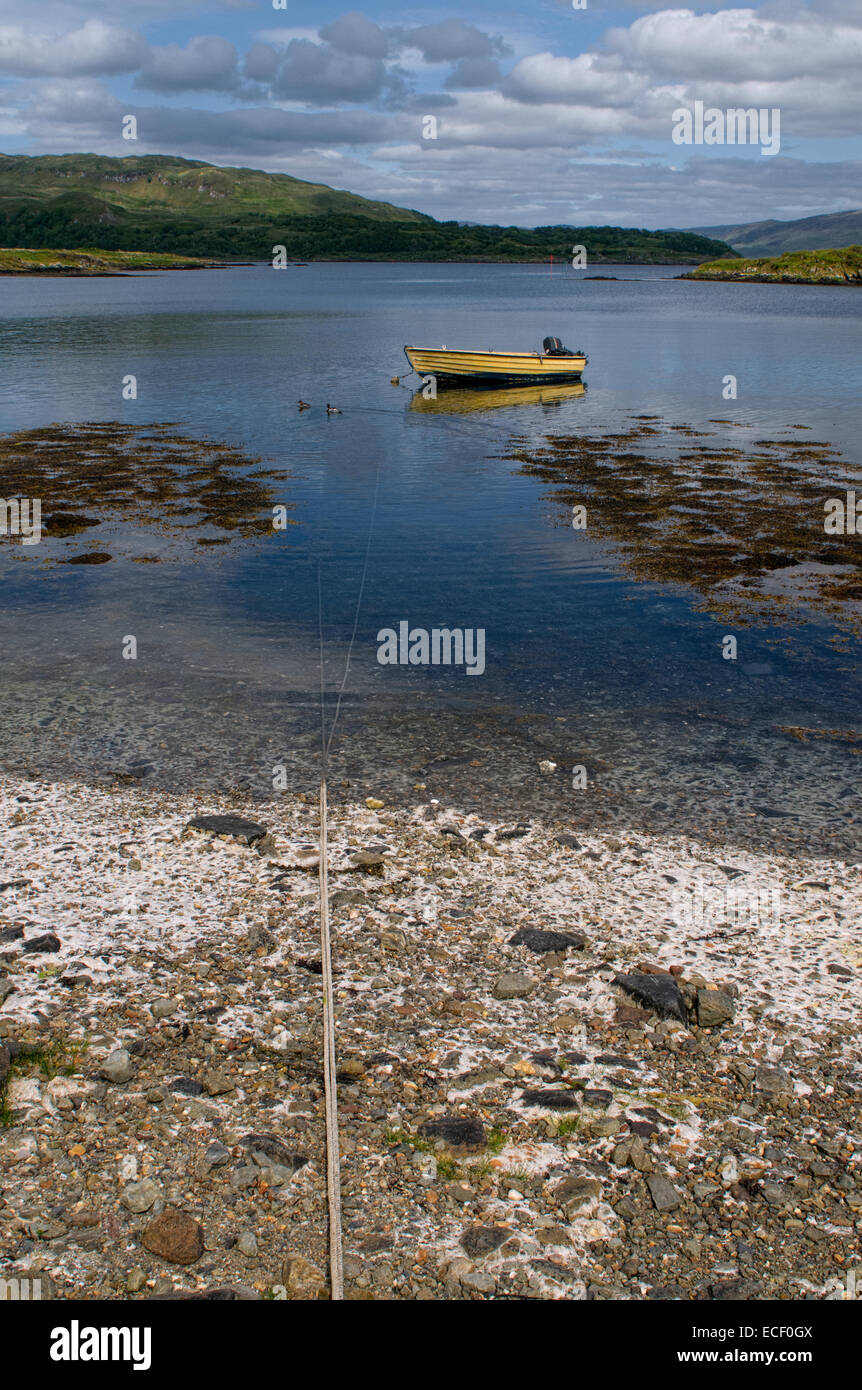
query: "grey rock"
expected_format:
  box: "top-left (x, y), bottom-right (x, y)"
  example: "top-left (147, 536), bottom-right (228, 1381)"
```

top-left (202, 1069), bottom-right (234, 1096)
top-left (101, 1049), bottom-right (134, 1084)
top-left (204, 1141), bottom-right (231, 1169)
top-left (230, 1166), bottom-right (259, 1191)
top-left (646, 1173), bottom-right (682, 1212)
top-left (236, 1231), bottom-right (258, 1258)
top-left (150, 997), bottom-right (179, 1020)
top-left (121, 1178), bottom-right (163, 1214)
top-left (246, 926), bottom-right (277, 954)
top-left (461, 1224), bottom-right (509, 1259)
top-left (509, 927), bottom-right (587, 954)
top-left (696, 988), bottom-right (735, 1028)
top-left (492, 971), bottom-right (535, 1000)
top-left (239, 1134), bottom-right (307, 1173)
top-left (555, 1176), bottom-right (600, 1212)
top-left (755, 1064), bottom-right (792, 1096)
top-left (461, 1270), bottom-right (496, 1294)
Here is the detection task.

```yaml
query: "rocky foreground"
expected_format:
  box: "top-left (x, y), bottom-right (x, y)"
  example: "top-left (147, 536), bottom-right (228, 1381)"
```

top-left (0, 776), bottom-right (859, 1301)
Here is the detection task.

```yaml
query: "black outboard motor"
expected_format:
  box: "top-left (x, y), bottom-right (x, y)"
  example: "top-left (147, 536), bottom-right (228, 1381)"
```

top-left (542, 335), bottom-right (574, 356)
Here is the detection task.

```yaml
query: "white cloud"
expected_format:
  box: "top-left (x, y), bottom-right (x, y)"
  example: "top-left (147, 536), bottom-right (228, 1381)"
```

top-left (0, 19), bottom-right (147, 77)
top-left (136, 36), bottom-right (239, 93)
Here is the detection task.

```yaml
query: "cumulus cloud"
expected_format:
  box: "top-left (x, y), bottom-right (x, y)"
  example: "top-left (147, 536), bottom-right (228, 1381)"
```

top-left (399, 19), bottom-right (509, 63)
top-left (319, 12), bottom-right (392, 59)
top-left (0, 19), bottom-right (147, 77)
top-left (444, 57), bottom-right (503, 91)
top-left (269, 39), bottom-right (388, 104)
top-left (136, 36), bottom-right (239, 93)
top-left (606, 7), bottom-right (862, 81)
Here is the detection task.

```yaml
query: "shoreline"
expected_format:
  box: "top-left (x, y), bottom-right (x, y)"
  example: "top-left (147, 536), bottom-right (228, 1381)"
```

top-left (1, 772), bottom-right (858, 1300)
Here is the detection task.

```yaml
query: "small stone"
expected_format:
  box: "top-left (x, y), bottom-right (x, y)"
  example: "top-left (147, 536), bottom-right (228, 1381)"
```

top-left (22, 933), bottom-right (61, 954)
top-left (204, 1141), bottom-right (231, 1169)
top-left (282, 1254), bottom-right (327, 1299)
top-left (380, 929), bottom-right (407, 953)
top-left (101, 1049), bottom-right (134, 1084)
top-left (646, 1173), bottom-right (682, 1212)
top-left (126, 1267), bottom-right (147, 1293)
top-left (246, 925), bottom-right (277, 954)
top-left (230, 1166), bottom-right (259, 1191)
top-left (461, 1224), bottom-right (509, 1259)
top-left (121, 1179), bottom-right (163, 1214)
top-left (461, 1270), bottom-right (497, 1293)
top-left (202, 1069), bottom-right (234, 1096)
top-left (236, 1231), bottom-right (258, 1258)
top-left (141, 1209), bottom-right (204, 1265)
top-left (555, 1176), bottom-right (600, 1213)
top-left (492, 971), bottom-right (535, 1000)
top-left (755, 1064), bottom-right (791, 1096)
top-left (695, 988), bottom-right (735, 1028)
top-left (171, 1076), bottom-right (203, 1096)
top-left (509, 927), bottom-right (587, 954)
top-left (521, 1088), bottom-right (580, 1111)
top-left (365, 798), bottom-right (384, 810)
top-left (150, 997), bottom-right (179, 1020)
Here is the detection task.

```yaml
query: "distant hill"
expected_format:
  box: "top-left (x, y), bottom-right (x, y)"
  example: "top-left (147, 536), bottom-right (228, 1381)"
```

top-left (688, 210), bottom-right (862, 257)
top-left (0, 152), bottom-right (733, 264)
top-left (682, 246), bottom-right (862, 285)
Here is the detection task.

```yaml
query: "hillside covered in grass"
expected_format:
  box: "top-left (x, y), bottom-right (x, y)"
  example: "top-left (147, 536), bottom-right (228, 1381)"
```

top-left (0, 152), bottom-right (733, 264)
top-left (0, 247), bottom-right (213, 274)
top-left (683, 246), bottom-right (862, 284)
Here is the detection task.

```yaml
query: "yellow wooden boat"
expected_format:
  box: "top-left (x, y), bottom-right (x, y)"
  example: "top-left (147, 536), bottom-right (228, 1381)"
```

top-left (404, 336), bottom-right (587, 386)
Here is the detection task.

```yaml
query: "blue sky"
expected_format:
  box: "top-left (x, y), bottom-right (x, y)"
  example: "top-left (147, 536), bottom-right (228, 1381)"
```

top-left (0, 1), bottom-right (859, 227)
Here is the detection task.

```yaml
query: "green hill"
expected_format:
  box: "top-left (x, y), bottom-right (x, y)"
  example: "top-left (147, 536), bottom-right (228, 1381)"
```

top-left (0, 152), bottom-right (733, 264)
top-left (689, 210), bottom-right (862, 258)
top-left (683, 246), bottom-right (862, 285)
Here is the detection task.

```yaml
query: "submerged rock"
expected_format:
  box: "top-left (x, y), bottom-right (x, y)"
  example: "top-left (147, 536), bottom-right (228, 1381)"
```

top-left (141, 1209), bottom-right (204, 1265)
top-left (186, 814), bottom-right (267, 845)
top-left (509, 926), bottom-right (587, 953)
top-left (418, 1116), bottom-right (485, 1149)
top-left (492, 971), bottom-right (535, 999)
top-left (614, 971), bottom-right (687, 1023)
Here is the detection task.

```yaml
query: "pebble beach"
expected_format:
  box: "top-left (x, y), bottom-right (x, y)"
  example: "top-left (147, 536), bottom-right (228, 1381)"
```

top-left (1, 773), bottom-right (859, 1300)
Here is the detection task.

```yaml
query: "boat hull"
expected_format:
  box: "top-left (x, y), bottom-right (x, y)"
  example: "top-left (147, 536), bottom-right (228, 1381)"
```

top-left (404, 345), bottom-right (587, 385)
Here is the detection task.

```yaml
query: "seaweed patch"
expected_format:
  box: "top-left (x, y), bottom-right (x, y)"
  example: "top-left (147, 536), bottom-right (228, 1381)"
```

top-left (0, 421), bottom-right (297, 567)
top-left (506, 416), bottom-right (862, 632)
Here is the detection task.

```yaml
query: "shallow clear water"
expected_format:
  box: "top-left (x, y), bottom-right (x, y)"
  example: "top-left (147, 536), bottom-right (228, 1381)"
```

top-left (1, 263), bottom-right (860, 849)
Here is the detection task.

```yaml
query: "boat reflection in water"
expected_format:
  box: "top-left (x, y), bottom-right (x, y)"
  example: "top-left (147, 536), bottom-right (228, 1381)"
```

top-left (408, 379), bottom-right (586, 415)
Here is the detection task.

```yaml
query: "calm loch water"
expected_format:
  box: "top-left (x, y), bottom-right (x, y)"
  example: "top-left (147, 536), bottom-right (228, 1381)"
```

top-left (1, 262), bottom-right (860, 849)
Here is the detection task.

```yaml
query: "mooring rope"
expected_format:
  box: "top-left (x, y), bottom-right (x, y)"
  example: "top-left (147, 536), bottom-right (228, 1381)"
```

top-left (315, 462), bottom-right (382, 1300)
